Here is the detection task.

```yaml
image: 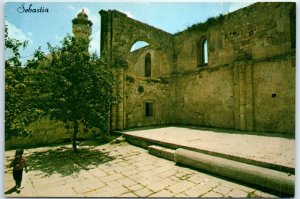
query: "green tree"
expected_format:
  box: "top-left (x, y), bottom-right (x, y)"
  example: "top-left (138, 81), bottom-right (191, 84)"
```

top-left (5, 24), bottom-right (28, 68)
top-left (34, 36), bottom-right (119, 151)
top-left (5, 24), bottom-right (43, 140)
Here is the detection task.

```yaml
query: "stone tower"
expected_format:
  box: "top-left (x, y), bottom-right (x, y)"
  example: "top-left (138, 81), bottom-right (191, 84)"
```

top-left (72, 9), bottom-right (93, 47)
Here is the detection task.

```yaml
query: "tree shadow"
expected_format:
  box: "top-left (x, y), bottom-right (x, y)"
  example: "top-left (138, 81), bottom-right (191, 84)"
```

top-left (27, 146), bottom-right (115, 177)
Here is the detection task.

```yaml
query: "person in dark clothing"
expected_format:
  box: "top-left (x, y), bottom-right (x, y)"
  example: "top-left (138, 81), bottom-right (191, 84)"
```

top-left (10, 149), bottom-right (28, 193)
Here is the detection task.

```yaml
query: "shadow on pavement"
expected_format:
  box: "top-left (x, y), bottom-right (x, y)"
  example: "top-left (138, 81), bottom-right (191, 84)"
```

top-left (27, 146), bottom-right (115, 177)
top-left (5, 187), bottom-right (16, 195)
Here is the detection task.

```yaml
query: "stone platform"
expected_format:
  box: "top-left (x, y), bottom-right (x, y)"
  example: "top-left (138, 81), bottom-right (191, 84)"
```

top-left (4, 143), bottom-right (278, 198)
top-left (121, 126), bottom-right (295, 173)
top-left (121, 126), bottom-right (295, 195)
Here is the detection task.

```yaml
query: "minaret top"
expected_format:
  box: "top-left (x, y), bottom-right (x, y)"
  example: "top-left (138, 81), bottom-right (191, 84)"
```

top-left (72, 8), bottom-right (93, 48)
top-left (77, 9), bottom-right (88, 19)
top-left (72, 9), bottom-right (93, 27)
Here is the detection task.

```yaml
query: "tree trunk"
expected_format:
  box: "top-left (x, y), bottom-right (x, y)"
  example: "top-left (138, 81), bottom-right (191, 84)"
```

top-left (72, 120), bottom-right (78, 152)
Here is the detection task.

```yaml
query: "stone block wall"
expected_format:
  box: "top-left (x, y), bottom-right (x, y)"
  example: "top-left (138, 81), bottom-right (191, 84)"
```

top-left (252, 58), bottom-right (295, 133)
top-left (172, 65), bottom-right (235, 129)
top-left (100, 9), bottom-right (173, 130)
top-left (100, 2), bottom-right (295, 134)
top-left (172, 2), bottom-right (295, 133)
top-left (125, 46), bottom-right (172, 128)
top-left (5, 118), bottom-right (99, 150)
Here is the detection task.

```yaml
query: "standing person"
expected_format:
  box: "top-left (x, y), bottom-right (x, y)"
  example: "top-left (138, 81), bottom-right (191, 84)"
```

top-left (10, 149), bottom-right (28, 193)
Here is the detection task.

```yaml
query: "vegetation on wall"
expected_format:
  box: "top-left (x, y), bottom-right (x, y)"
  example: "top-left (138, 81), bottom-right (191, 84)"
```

top-left (126, 75), bottom-right (135, 83)
top-left (138, 85), bottom-right (144, 93)
top-left (176, 14), bottom-right (225, 35)
top-left (145, 77), bottom-right (169, 84)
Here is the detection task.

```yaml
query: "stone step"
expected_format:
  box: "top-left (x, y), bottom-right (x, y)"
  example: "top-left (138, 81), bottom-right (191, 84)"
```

top-left (146, 144), bottom-right (294, 196)
top-left (174, 148), bottom-right (294, 196)
top-left (148, 145), bottom-right (175, 161)
top-left (124, 133), bottom-right (294, 174)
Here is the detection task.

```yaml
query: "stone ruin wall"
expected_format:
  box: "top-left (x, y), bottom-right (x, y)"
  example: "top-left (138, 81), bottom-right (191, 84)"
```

top-left (100, 10), bottom-right (174, 129)
top-left (172, 2), bottom-right (295, 133)
top-left (100, 2), bottom-right (295, 134)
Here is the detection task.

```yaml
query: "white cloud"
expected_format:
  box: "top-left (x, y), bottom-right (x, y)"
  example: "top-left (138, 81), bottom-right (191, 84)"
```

top-left (67, 5), bottom-right (75, 11)
top-left (55, 35), bottom-right (63, 41)
top-left (5, 20), bottom-right (33, 44)
top-left (120, 10), bottom-right (134, 19)
top-left (228, 2), bottom-right (254, 13)
top-left (89, 30), bottom-right (100, 56)
top-left (27, 32), bottom-right (33, 37)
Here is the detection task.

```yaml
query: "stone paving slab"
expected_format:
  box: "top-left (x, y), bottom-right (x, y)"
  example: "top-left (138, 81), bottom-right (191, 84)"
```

top-left (122, 126), bottom-right (295, 170)
top-left (4, 142), bottom-right (278, 197)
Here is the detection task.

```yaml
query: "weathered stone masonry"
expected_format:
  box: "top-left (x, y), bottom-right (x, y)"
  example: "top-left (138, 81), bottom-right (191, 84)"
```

top-left (99, 2), bottom-right (296, 134)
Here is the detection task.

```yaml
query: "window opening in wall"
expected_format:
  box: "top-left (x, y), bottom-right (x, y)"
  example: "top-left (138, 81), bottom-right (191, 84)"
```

top-left (145, 53), bottom-right (151, 77)
top-left (197, 38), bottom-right (208, 67)
top-left (145, 102), bottom-right (153, 117)
top-left (130, 41), bottom-right (150, 52)
top-left (203, 39), bottom-right (208, 65)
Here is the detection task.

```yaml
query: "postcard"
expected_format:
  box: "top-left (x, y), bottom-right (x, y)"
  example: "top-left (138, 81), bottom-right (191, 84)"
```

top-left (4, 2), bottom-right (296, 197)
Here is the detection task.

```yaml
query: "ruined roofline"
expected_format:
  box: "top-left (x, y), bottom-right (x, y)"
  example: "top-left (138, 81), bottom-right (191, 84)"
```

top-left (99, 2), bottom-right (294, 38)
top-left (99, 9), bottom-right (173, 36)
top-left (174, 2), bottom-right (294, 35)
top-left (174, 2), bottom-right (258, 35)
top-left (99, 2), bottom-right (288, 37)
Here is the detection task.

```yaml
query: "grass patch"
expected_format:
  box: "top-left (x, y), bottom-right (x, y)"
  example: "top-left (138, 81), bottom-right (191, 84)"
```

top-left (175, 14), bottom-right (225, 35)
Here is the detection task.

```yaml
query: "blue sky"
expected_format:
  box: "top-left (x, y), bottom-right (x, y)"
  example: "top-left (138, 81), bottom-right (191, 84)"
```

top-left (5, 2), bottom-right (254, 64)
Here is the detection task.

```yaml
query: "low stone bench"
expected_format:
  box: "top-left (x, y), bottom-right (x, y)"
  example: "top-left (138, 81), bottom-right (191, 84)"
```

top-left (174, 148), bottom-right (294, 196)
top-left (148, 145), bottom-right (175, 161)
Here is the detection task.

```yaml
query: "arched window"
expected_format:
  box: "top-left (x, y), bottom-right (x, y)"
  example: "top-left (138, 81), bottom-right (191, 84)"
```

top-left (145, 53), bottom-right (151, 77)
top-left (130, 41), bottom-right (150, 52)
top-left (202, 39), bottom-right (208, 64)
top-left (197, 38), bottom-right (208, 67)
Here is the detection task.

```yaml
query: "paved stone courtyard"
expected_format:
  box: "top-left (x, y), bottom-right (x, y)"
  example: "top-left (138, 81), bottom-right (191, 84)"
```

top-left (123, 127), bottom-right (295, 169)
top-left (4, 141), bottom-right (277, 197)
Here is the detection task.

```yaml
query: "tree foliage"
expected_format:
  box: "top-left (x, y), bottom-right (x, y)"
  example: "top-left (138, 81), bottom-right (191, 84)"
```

top-left (5, 26), bottom-right (119, 150)
top-left (5, 24), bottom-right (43, 140)
top-left (31, 36), bottom-right (119, 151)
top-left (5, 24), bottom-right (28, 67)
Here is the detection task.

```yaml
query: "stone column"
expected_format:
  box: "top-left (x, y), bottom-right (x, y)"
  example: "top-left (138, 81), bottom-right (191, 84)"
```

top-left (238, 64), bottom-right (246, 131)
top-left (245, 63), bottom-right (254, 131)
top-left (122, 71), bottom-right (127, 129)
top-left (233, 61), bottom-right (254, 131)
top-left (116, 69), bottom-right (124, 130)
top-left (233, 66), bottom-right (240, 130)
top-left (111, 105), bottom-right (117, 131)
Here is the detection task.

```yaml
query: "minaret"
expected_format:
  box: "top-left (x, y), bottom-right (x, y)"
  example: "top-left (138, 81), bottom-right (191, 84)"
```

top-left (72, 9), bottom-right (93, 48)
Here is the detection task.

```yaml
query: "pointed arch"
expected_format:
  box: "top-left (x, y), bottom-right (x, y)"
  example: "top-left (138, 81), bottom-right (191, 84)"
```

top-left (130, 41), bottom-right (150, 52)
